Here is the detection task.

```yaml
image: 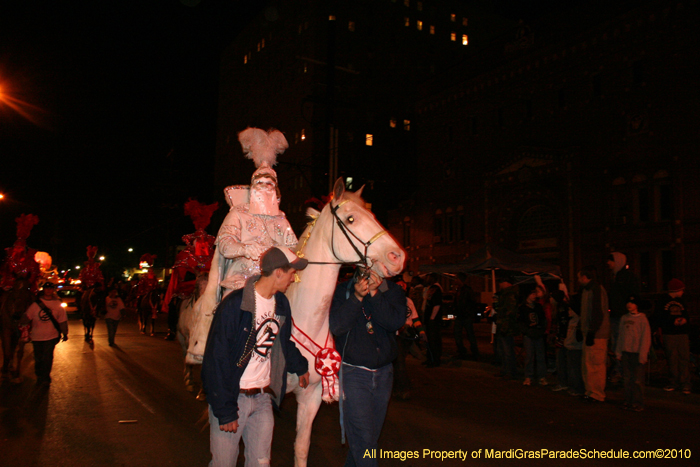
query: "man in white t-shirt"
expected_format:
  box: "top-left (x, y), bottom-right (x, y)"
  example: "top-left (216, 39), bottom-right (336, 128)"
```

top-left (202, 247), bottom-right (310, 467)
top-left (21, 282), bottom-right (68, 385)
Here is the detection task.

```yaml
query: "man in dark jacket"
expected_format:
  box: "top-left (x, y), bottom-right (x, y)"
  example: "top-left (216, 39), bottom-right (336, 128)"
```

top-left (202, 247), bottom-right (310, 467)
top-left (655, 278), bottom-right (691, 394)
top-left (330, 266), bottom-right (406, 467)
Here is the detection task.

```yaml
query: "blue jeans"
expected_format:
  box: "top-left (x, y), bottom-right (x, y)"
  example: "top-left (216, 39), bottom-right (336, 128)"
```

top-left (497, 334), bottom-right (518, 379)
top-left (105, 318), bottom-right (120, 346)
top-left (208, 394), bottom-right (273, 467)
top-left (342, 363), bottom-right (393, 467)
top-left (523, 335), bottom-right (546, 379)
top-left (32, 338), bottom-right (59, 383)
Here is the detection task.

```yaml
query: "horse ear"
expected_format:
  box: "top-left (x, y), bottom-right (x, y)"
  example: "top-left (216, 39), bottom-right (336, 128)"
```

top-left (333, 178), bottom-right (345, 201)
top-left (355, 185), bottom-right (365, 198)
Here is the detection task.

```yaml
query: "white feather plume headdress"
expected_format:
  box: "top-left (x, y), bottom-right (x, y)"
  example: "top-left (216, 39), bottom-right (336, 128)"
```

top-left (238, 127), bottom-right (288, 168)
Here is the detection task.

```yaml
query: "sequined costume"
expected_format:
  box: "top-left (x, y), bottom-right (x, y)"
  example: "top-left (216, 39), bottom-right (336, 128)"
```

top-left (216, 204), bottom-right (297, 293)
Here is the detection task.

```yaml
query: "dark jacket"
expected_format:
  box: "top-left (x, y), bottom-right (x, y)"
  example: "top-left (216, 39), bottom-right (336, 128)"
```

top-left (494, 287), bottom-right (520, 337)
top-left (655, 295), bottom-right (689, 335)
top-left (201, 276), bottom-right (308, 425)
top-left (518, 302), bottom-right (547, 339)
top-left (330, 278), bottom-right (406, 369)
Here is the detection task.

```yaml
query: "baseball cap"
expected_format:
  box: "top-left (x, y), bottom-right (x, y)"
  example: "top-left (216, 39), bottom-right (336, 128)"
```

top-left (668, 278), bottom-right (685, 292)
top-left (261, 247), bottom-right (308, 274)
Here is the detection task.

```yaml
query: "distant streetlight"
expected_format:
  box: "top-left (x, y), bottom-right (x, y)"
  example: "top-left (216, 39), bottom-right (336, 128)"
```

top-left (75, 265), bottom-right (81, 270)
top-left (128, 248), bottom-right (133, 252)
top-left (99, 256), bottom-right (105, 261)
top-left (0, 193), bottom-right (4, 200)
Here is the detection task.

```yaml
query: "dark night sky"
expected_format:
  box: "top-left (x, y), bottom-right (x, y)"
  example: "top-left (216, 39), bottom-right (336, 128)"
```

top-left (0, 0), bottom-right (264, 273)
top-left (0, 0), bottom-right (592, 275)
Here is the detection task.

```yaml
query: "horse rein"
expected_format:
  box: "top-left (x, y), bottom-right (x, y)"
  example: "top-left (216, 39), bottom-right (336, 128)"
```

top-left (327, 199), bottom-right (387, 269)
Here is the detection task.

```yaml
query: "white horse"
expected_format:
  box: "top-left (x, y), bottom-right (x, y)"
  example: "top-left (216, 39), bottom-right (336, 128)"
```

top-left (177, 274), bottom-right (208, 399)
top-left (187, 178), bottom-right (405, 467)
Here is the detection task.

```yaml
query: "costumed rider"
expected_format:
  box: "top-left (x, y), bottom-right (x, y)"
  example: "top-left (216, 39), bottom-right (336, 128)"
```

top-left (0, 214), bottom-right (41, 292)
top-left (162, 199), bottom-right (218, 340)
top-left (188, 127), bottom-right (297, 363)
top-left (79, 246), bottom-right (106, 342)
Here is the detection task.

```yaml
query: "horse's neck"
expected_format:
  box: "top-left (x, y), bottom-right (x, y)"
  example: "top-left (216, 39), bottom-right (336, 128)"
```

top-left (288, 227), bottom-right (340, 341)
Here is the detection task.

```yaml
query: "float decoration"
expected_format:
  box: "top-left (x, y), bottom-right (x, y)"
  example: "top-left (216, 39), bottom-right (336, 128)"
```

top-left (78, 245), bottom-right (105, 288)
top-left (1, 214), bottom-right (41, 291)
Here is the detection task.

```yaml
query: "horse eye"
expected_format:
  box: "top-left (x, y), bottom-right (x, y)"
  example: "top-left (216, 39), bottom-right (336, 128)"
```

top-left (347, 216), bottom-right (355, 224)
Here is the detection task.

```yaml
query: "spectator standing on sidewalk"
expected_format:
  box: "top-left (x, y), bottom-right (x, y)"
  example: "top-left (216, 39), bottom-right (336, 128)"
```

top-left (606, 252), bottom-right (640, 383)
top-left (519, 286), bottom-right (548, 386)
top-left (654, 278), bottom-right (691, 394)
top-left (453, 273), bottom-right (480, 360)
top-left (578, 266), bottom-right (610, 403)
top-left (616, 295), bottom-right (651, 411)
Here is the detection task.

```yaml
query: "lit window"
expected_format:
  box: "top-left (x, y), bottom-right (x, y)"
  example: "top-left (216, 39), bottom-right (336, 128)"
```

top-left (257, 43), bottom-right (261, 52)
top-left (403, 120), bottom-right (411, 131)
top-left (451, 32), bottom-right (456, 41)
top-left (303, 64), bottom-right (308, 73)
top-left (348, 21), bottom-right (355, 32)
top-left (462, 34), bottom-right (468, 45)
top-left (389, 119), bottom-right (397, 128)
top-left (462, 17), bottom-right (468, 26)
top-left (417, 20), bottom-right (423, 31)
top-left (365, 134), bottom-right (373, 146)
top-left (430, 25), bottom-right (435, 34)
top-left (404, 17), bottom-right (410, 27)
top-left (262, 38), bottom-right (265, 48)
top-left (244, 55), bottom-right (248, 64)
top-left (450, 13), bottom-right (456, 22)
top-left (417, 2), bottom-right (423, 11)
top-left (329, 15), bottom-right (336, 21)
top-left (301, 129), bottom-right (306, 141)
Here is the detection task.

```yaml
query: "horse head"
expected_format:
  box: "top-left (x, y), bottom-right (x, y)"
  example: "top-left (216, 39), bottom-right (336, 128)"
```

top-left (308, 178), bottom-right (405, 278)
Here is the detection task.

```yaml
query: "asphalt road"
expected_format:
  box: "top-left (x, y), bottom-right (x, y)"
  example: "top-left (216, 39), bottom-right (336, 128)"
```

top-left (1, 314), bottom-right (698, 466)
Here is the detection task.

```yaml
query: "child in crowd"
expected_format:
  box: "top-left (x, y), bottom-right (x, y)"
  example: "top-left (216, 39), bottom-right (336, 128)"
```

top-left (615, 295), bottom-right (651, 411)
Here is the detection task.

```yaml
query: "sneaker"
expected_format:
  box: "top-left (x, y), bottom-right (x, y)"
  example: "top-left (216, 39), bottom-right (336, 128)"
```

top-left (539, 378), bottom-right (549, 386)
top-left (551, 384), bottom-right (569, 392)
top-left (523, 378), bottom-right (532, 386)
top-left (664, 385), bottom-right (676, 392)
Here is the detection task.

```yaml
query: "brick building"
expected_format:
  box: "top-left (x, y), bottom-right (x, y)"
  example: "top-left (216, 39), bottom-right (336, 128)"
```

top-left (389, 0), bottom-right (700, 304)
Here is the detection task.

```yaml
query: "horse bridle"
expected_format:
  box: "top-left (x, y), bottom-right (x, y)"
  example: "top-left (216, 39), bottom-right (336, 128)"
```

top-left (327, 199), bottom-right (387, 269)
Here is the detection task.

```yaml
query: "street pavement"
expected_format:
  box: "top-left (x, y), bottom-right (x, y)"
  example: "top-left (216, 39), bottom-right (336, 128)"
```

top-left (1, 314), bottom-right (698, 466)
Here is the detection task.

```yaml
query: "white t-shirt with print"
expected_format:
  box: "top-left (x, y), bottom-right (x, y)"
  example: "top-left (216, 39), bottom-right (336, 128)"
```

top-left (239, 290), bottom-right (281, 389)
top-left (26, 298), bottom-right (67, 342)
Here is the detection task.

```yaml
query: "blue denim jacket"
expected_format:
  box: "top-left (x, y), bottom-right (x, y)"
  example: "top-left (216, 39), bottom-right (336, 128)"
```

top-left (202, 276), bottom-right (308, 425)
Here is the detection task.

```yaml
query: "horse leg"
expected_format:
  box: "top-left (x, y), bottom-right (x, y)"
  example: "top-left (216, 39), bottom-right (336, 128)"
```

top-left (11, 341), bottom-right (26, 383)
top-left (293, 381), bottom-right (324, 467)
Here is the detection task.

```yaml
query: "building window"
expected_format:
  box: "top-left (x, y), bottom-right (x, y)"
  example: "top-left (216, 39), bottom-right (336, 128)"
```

top-left (329, 15), bottom-right (336, 21)
top-left (446, 216), bottom-right (455, 243)
top-left (457, 212), bottom-right (466, 241)
top-left (404, 17), bottom-right (410, 27)
top-left (348, 21), bottom-right (355, 32)
top-left (430, 25), bottom-right (435, 34)
top-left (301, 129), bottom-right (306, 141)
top-left (417, 20), bottom-right (423, 31)
top-left (658, 184), bottom-right (673, 220)
top-left (244, 55), bottom-right (248, 64)
top-left (433, 212), bottom-right (444, 243)
top-left (417, 2), bottom-right (423, 11)
top-left (257, 42), bottom-right (261, 52)
top-left (638, 187), bottom-right (651, 223)
top-left (404, 0), bottom-right (410, 7)
top-left (403, 119), bottom-right (411, 131)
top-left (661, 250), bottom-right (674, 288)
top-left (450, 32), bottom-right (456, 41)
top-left (462, 34), bottom-right (468, 45)
top-left (389, 118), bottom-right (397, 128)
top-left (365, 134), bottom-right (373, 146)
top-left (450, 13), bottom-right (456, 22)
top-left (261, 38), bottom-right (265, 48)
top-left (462, 17), bottom-right (468, 26)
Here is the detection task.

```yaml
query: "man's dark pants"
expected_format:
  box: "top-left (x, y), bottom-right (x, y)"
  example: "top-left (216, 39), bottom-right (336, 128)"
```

top-left (32, 337), bottom-right (59, 383)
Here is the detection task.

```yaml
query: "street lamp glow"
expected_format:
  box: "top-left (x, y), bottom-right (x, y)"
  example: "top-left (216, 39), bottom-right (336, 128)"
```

top-left (0, 193), bottom-right (4, 200)
top-left (75, 266), bottom-right (81, 269)
top-left (128, 248), bottom-right (133, 252)
top-left (99, 256), bottom-right (105, 261)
